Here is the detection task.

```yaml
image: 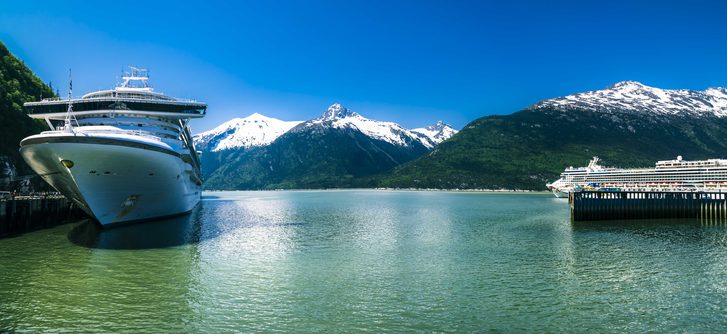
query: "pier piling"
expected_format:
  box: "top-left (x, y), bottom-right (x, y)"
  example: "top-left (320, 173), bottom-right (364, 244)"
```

top-left (0, 195), bottom-right (83, 237)
top-left (570, 191), bottom-right (727, 222)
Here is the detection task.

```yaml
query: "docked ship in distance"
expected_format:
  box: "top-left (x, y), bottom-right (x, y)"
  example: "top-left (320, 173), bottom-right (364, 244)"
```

top-left (547, 156), bottom-right (727, 198)
top-left (19, 67), bottom-right (206, 226)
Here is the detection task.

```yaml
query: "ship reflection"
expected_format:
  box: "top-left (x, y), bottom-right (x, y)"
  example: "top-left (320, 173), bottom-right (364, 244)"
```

top-left (68, 206), bottom-right (205, 249)
top-left (569, 217), bottom-right (727, 245)
top-left (570, 217), bottom-right (727, 230)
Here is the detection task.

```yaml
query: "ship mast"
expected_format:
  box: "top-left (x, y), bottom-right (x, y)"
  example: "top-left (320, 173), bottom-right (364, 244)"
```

top-left (63, 69), bottom-right (78, 133)
top-left (120, 66), bottom-right (151, 89)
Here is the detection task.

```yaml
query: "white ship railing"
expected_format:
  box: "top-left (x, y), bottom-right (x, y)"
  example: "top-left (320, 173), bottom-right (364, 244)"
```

top-left (41, 128), bottom-right (179, 142)
top-left (37, 96), bottom-right (200, 104)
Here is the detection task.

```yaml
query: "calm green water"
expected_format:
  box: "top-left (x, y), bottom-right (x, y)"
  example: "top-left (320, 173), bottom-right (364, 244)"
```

top-left (1, 190), bottom-right (727, 332)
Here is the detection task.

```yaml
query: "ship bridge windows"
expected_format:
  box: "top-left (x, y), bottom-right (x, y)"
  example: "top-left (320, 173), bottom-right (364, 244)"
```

top-left (115, 92), bottom-right (175, 101)
top-left (25, 100), bottom-right (206, 116)
top-left (76, 117), bottom-right (181, 133)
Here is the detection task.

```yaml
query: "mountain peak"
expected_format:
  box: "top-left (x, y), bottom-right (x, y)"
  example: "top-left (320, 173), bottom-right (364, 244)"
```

top-left (308, 104), bottom-right (445, 148)
top-left (412, 121), bottom-right (458, 146)
top-left (219, 112), bottom-right (272, 126)
top-left (530, 81), bottom-right (727, 117)
top-left (322, 103), bottom-right (358, 120)
top-left (426, 120), bottom-right (450, 131)
top-left (608, 80), bottom-right (647, 90)
top-left (248, 112), bottom-right (267, 119)
top-left (193, 113), bottom-right (303, 152)
top-left (197, 103), bottom-right (459, 155)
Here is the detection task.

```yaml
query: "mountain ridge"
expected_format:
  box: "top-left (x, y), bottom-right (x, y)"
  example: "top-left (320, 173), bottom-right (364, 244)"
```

top-left (194, 103), bottom-right (458, 153)
top-left (299, 103), bottom-right (445, 148)
top-left (200, 103), bottom-right (457, 189)
top-left (412, 120), bottom-right (458, 146)
top-left (530, 81), bottom-right (727, 117)
top-left (193, 112), bottom-right (302, 153)
top-left (378, 81), bottom-right (727, 190)
top-left (0, 41), bottom-right (54, 182)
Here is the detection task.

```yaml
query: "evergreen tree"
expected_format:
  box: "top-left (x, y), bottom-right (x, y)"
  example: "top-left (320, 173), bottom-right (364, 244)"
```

top-left (0, 41), bottom-right (55, 175)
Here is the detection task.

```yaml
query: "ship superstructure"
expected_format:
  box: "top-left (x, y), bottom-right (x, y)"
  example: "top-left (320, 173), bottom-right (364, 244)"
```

top-left (19, 67), bottom-right (206, 226)
top-left (547, 156), bottom-right (727, 198)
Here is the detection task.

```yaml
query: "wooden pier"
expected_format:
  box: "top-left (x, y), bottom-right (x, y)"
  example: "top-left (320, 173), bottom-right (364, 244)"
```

top-left (0, 195), bottom-right (84, 237)
top-left (570, 191), bottom-right (727, 222)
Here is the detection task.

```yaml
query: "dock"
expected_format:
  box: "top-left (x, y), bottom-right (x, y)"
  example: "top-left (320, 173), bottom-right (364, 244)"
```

top-left (570, 191), bottom-right (727, 222)
top-left (0, 194), bottom-right (84, 237)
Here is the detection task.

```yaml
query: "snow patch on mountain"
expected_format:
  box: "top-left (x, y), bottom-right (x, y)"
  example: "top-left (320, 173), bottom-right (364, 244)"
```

top-left (412, 121), bottom-right (458, 145)
top-left (530, 81), bottom-right (727, 117)
top-left (307, 103), bottom-right (439, 148)
top-left (196, 104), bottom-right (457, 152)
top-left (193, 113), bottom-right (302, 152)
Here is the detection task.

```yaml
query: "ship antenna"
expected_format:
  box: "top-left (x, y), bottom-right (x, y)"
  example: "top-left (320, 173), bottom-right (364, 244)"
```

top-left (63, 69), bottom-right (78, 133)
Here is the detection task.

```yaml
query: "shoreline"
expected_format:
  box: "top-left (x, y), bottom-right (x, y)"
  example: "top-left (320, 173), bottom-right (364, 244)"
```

top-left (203, 188), bottom-right (550, 194)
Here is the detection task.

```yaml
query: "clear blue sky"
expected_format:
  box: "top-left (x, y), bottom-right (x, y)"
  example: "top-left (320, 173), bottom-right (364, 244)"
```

top-left (2, 0), bottom-right (727, 133)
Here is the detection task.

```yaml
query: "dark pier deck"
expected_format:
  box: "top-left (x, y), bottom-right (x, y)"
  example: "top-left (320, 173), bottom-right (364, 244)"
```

top-left (0, 195), bottom-right (84, 237)
top-left (570, 191), bottom-right (727, 222)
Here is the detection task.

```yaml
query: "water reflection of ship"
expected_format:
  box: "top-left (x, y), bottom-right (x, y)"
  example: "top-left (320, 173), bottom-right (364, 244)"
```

top-left (68, 206), bottom-right (205, 249)
top-left (570, 217), bottom-right (727, 231)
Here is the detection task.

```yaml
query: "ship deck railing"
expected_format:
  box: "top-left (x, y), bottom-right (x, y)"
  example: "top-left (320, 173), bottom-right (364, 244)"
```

top-left (39, 128), bottom-right (178, 141)
top-left (578, 187), bottom-right (727, 193)
top-left (33, 95), bottom-right (201, 105)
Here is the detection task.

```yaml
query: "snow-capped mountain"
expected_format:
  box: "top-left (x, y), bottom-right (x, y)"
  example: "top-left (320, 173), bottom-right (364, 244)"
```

top-left (304, 103), bottom-right (447, 148)
top-left (193, 113), bottom-right (302, 152)
top-left (412, 121), bottom-right (458, 145)
top-left (200, 103), bottom-right (461, 189)
top-left (195, 104), bottom-right (458, 153)
top-left (382, 81), bottom-right (727, 190)
top-left (204, 104), bottom-right (435, 189)
top-left (530, 81), bottom-right (727, 117)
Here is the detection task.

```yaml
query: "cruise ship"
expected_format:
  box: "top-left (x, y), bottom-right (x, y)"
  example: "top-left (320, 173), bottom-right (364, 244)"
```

top-left (19, 67), bottom-right (206, 226)
top-left (547, 156), bottom-right (727, 198)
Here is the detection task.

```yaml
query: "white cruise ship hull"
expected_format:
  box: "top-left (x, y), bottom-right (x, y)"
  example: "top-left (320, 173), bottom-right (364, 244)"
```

top-left (20, 135), bottom-right (201, 226)
top-left (547, 179), bottom-right (571, 198)
top-left (551, 189), bottom-right (569, 198)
